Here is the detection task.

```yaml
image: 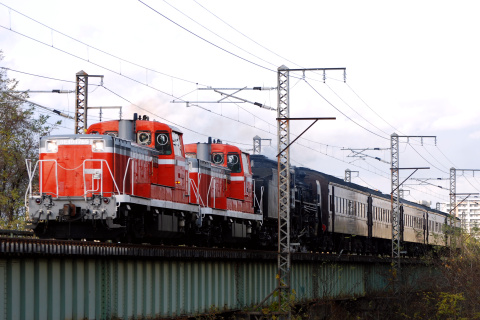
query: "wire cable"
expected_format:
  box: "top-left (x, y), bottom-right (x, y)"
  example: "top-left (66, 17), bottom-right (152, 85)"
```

top-left (304, 79), bottom-right (389, 141)
top-left (326, 82), bottom-right (392, 137)
top-left (407, 143), bottom-right (449, 174)
top-left (346, 82), bottom-right (403, 135)
top-left (162, 0), bottom-right (278, 69)
top-left (192, 0), bottom-right (303, 69)
top-left (0, 2), bottom-right (207, 87)
top-left (137, 0), bottom-right (276, 73)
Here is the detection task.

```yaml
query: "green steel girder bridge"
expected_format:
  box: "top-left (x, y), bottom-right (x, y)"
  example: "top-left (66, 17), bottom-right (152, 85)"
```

top-left (0, 238), bottom-right (438, 320)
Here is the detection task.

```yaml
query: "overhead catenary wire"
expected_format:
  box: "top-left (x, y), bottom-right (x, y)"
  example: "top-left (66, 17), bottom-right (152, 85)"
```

top-left (136, 0), bottom-right (276, 74)
top-left (161, 0), bottom-right (278, 69)
top-left (1, 2), bottom-right (457, 203)
top-left (192, 0), bottom-right (305, 70)
top-left (304, 79), bottom-right (389, 141)
top-left (0, 3), bottom-right (391, 154)
top-left (2, 1), bottom-right (458, 180)
top-left (325, 82), bottom-right (392, 137)
top-left (0, 2), bottom-right (207, 87)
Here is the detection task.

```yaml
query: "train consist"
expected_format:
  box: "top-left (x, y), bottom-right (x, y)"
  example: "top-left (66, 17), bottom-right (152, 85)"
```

top-left (26, 115), bottom-right (457, 254)
top-left (251, 155), bottom-right (458, 255)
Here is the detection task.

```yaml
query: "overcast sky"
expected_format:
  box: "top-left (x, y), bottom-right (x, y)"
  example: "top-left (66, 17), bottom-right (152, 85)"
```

top-left (1, 0), bottom-right (480, 207)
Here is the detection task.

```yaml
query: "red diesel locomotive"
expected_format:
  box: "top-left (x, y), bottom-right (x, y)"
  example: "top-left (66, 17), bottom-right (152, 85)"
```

top-left (26, 114), bottom-right (261, 245)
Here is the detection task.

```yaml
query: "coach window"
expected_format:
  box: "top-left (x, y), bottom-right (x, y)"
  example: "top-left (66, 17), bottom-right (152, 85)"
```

top-left (155, 131), bottom-right (172, 155)
top-left (227, 153), bottom-right (241, 173)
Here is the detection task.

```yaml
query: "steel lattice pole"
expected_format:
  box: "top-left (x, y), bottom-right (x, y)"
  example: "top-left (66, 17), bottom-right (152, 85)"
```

top-left (253, 135), bottom-right (261, 155)
top-left (391, 133), bottom-right (400, 272)
top-left (277, 65), bottom-right (290, 315)
top-left (450, 168), bottom-right (456, 231)
top-left (345, 169), bottom-right (351, 183)
top-left (75, 71), bottom-right (89, 134)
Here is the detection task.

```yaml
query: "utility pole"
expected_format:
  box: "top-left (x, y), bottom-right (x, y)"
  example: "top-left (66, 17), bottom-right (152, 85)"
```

top-left (276, 65), bottom-right (291, 317)
top-left (75, 71), bottom-right (104, 134)
top-left (253, 136), bottom-right (272, 154)
top-left (344, 169), bottom-right (359, 183)
top-left (449, 168), bottom-right (480, 230)
top-left (276, 65), bottom-right (343, 318)
top-left (390, 133), bottom-right (434, 291)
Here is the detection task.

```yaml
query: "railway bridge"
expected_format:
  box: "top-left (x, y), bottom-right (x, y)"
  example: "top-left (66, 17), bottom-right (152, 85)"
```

top-left (0, 238), bottom-right (439, 320)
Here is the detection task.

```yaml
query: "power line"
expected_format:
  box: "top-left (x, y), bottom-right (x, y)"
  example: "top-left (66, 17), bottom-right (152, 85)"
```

top-left (1, 3), bottom-right (457, 194)
top-left (304, 79), bottom-right (389, 141)
top-left (162, 0), bottom-right (278, 69)
top-left (0, 2), bottom-right (207, 87)
top-left (192, 0), bottom-right (302, 69)
top-left (346, 82), bottom-right (403, 134)
top-left (0, 67), bottom-right (80, 84)
top-left (407, 143), bottom-right (449, 174)
top-left (326, 82), bottom-right (392, 137)
top-left (136, 0), bottom-right (276, 73)
top-left (101, 85), bottom-right (252, 146)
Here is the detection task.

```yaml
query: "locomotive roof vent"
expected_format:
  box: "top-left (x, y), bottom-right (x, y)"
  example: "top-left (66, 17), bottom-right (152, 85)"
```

top-left (118, 120), bottom-right (135, 142)
top-left (197, 143), bottom-right (211, 162)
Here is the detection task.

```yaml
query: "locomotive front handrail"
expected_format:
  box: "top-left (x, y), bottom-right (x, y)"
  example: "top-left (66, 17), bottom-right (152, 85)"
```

top-left (82, 159), bottom-right (121, 200)
top-left (206, 176), bottom-right (216, 208)
top-left (123, 158), bottom-right (135, 196)
top-left (24, 159), bottom-right (59, 202)
top-left (189, 177), bottom-right (206, 207)
top-left (25, 158), bottom-right (121, 204)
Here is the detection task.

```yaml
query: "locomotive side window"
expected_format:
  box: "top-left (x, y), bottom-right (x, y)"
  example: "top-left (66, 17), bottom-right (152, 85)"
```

top-left (212, 153), bottom-right (224, 164)
top-left (137, 131), bottom-right (152, 145)
top-left (227, 153), bottom-right (241, 173)
top-left (172, 132), bottom-right (182, 156)
top-left (155, 131), bottom-right (172, 155)
top-left (241, 153), bottom-right (250, 174)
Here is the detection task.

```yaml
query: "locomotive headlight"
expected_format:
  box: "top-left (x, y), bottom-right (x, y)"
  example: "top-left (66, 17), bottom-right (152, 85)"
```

top-left (92, 140), bottom-right (105, 152)
top-left (46, 140), bottom-right (58, 153)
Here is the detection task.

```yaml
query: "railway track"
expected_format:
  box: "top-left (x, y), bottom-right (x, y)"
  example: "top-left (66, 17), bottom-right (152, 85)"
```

top-left (0, 237), bottom-right (423, 264)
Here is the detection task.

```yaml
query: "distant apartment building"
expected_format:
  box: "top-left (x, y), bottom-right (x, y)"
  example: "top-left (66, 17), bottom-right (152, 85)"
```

top-left (439, 198), bottom-right (480, 234)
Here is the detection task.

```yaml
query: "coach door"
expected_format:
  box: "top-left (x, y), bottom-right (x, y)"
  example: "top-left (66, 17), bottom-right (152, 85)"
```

top-left (367, 196), bottom-right (373, 239)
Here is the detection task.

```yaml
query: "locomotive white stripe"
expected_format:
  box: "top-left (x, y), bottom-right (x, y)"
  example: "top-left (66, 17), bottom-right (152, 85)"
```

top-left (115, 195), bottom-right (262, 221)
top-left (158, 159), bottom-right (175, 165)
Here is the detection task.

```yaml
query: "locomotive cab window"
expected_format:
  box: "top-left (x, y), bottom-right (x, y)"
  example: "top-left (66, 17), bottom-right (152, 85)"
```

top-left (212, 152), bottom-right (224, 165)
top-left (137, 131), bottom-right (151, 145)
top-left (227, 153), bottom-right (241, 173)
top-left (155, 131), bottom-right (172, 155)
